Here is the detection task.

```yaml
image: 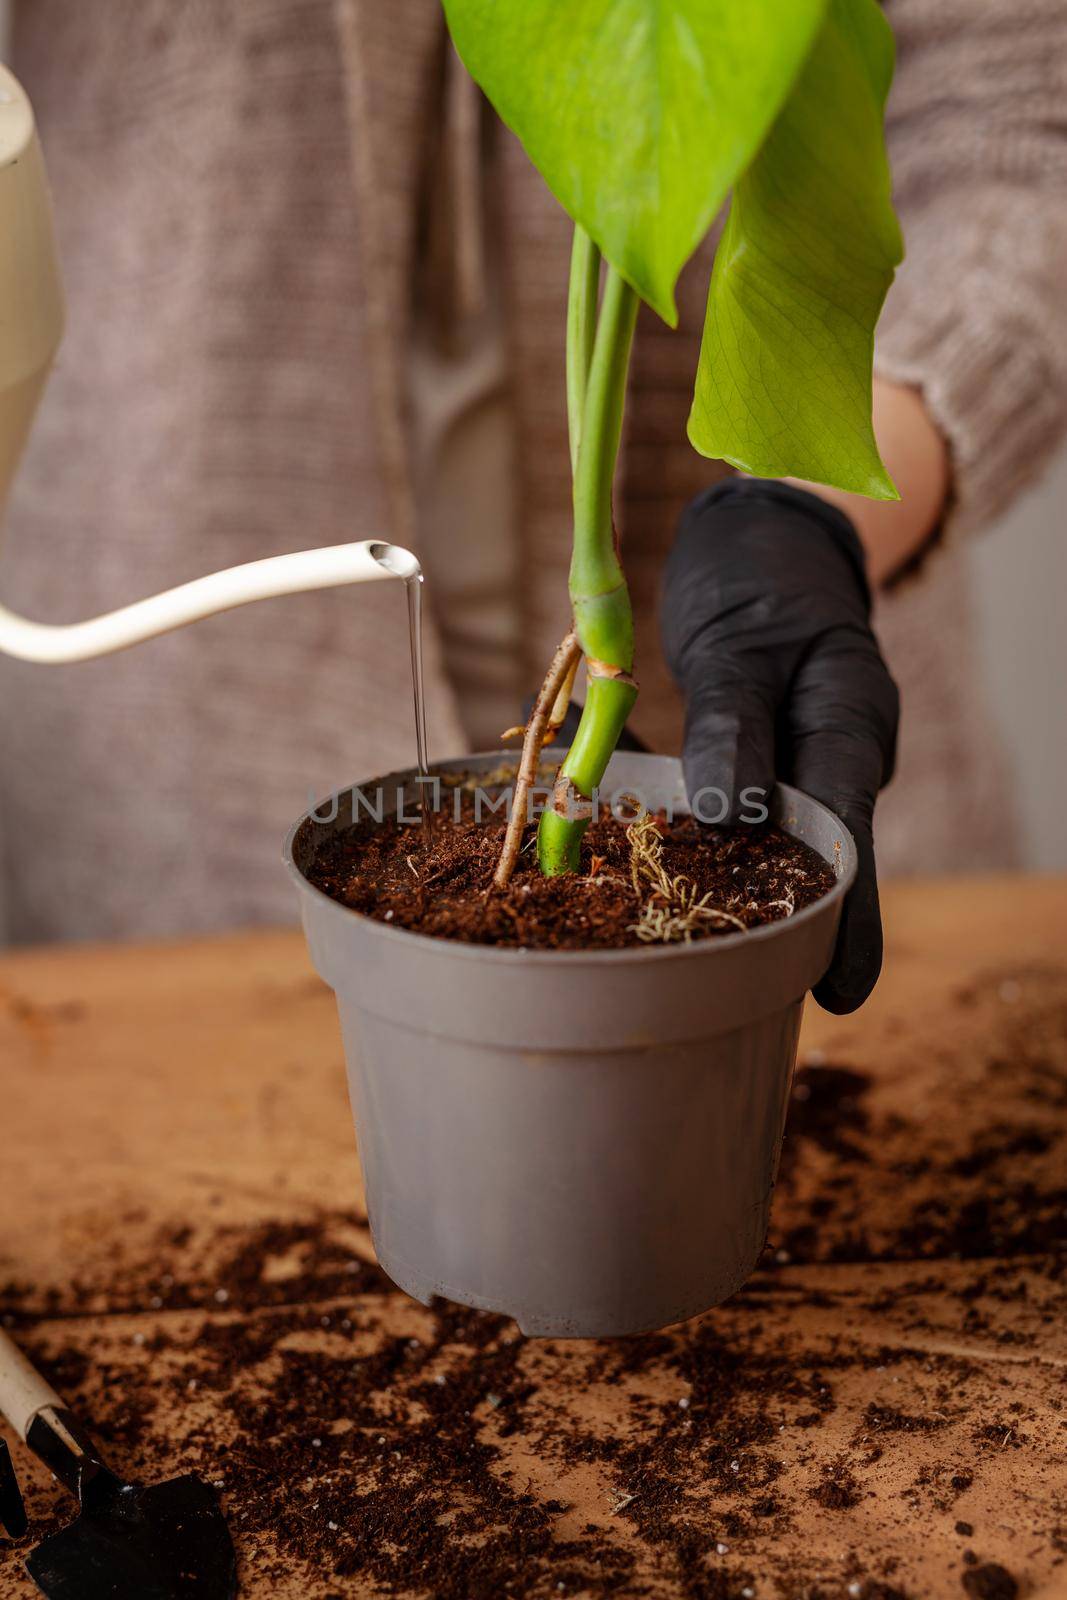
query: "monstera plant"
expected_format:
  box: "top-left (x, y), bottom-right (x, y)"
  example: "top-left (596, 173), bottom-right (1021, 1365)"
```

top-left (441, 0), bottom-right (903, 886)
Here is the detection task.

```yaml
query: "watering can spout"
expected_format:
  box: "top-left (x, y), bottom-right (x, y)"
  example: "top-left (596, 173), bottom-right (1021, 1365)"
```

top-left (368, 542), bottom-right (422, 582)
top-left (0, 541), bottom-right (421, 664)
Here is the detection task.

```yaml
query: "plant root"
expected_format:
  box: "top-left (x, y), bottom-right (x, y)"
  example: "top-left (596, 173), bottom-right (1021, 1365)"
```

top-left (626, 809), bottom-right (748, 943)
top-left (499, 650), bottom-right (578, 753)
top-left (545, 651), bottom-right (581, 745)
top-left (494, 632), bottom-right (583, 890)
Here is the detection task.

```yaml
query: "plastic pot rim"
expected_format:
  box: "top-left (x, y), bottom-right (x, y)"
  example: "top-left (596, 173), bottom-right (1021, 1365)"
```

top-left (283, 751), bottom-right (857, 968)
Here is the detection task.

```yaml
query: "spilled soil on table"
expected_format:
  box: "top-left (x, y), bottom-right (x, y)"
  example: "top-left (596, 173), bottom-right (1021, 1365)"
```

top-left (2, 966), bottom-right (1065, 1599)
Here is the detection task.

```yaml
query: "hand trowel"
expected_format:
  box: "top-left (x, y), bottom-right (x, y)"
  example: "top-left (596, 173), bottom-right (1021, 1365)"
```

top-left (0, 1326), bottom-right (237, 1598)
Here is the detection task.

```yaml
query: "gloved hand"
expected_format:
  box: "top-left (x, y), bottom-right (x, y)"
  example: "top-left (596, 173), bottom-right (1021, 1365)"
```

top-left (660, 478), bottom-right (900, 1014)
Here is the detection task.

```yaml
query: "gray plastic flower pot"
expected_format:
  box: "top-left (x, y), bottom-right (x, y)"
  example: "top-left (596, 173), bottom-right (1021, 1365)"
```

top-left (284, 751), bottom-right (856, 1338)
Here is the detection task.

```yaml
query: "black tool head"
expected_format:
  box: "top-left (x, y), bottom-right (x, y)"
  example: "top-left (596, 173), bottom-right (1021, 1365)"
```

top-left (25, 1473), bottom-right (237, 1600)
top-left (0, 1439), bottom-right (28, 1539)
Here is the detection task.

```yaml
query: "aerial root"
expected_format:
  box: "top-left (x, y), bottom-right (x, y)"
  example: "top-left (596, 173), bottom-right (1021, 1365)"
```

top-left (493, 631), bottom-right (582, 891)
top-left (626, 808), bottom-right (748, 943)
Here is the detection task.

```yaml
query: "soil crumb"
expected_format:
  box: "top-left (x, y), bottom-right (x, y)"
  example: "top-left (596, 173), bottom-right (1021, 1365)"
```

top-left (811, 1456), bottom-right (863, 1509)
top-left (961, 1564), bottom-right (1019, 1600)
top-left (303, 788), bottom-right (836, 950)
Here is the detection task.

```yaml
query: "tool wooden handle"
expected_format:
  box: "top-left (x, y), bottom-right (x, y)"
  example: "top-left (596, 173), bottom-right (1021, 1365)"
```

top-left (0, 1326), bottom-right (62, 1440)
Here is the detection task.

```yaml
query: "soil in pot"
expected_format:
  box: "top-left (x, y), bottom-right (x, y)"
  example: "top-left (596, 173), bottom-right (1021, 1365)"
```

top-left (304, 787), bottom-right (835, 951)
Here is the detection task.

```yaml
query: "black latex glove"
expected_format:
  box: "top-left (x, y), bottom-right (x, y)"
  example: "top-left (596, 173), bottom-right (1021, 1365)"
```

top-left (660, 478), bottom-right (900, 1014)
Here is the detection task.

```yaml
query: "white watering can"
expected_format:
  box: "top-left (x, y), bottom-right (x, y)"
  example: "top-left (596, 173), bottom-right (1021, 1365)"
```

top-left (0, 62), bottom-right (417, 665)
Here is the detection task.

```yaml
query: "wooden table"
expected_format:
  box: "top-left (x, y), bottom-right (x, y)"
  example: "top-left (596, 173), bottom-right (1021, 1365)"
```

top-left (1, 879), bottom-right (1064, 1599)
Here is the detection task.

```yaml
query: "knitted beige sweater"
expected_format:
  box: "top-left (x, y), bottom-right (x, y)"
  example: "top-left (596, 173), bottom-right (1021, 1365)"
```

top-left (1, 0), bottom-right (1064, 942)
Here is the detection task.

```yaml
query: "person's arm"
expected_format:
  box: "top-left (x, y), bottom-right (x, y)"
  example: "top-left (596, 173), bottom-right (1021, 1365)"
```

top-left (870, 1), bottom-right (1067, 545)
top-left (791, 377), bottom-right (950, 587)
top-left (661, 0), bottom-right (1067, 1018)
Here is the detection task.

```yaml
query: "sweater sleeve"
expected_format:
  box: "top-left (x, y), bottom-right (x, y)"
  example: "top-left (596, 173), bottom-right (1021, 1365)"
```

top-left (876, 0), bottom-right (1067, 538)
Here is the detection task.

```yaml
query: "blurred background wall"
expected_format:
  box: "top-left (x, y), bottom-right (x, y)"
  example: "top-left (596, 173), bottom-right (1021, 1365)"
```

top-left (967, 448), bottom-right (1067, 870)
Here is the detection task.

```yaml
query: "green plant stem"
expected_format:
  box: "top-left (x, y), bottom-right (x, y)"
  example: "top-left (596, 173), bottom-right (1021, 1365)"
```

top-left (566, 228), bottom-right (601, 474)
top-left (539, 225), bottom-right (601, 756)
top-left (538, 260), bottom-right (639, 875)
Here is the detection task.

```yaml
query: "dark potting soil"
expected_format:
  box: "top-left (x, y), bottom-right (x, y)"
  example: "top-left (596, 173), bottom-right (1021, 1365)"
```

top-left (304, 791), bottom-right (836, 950)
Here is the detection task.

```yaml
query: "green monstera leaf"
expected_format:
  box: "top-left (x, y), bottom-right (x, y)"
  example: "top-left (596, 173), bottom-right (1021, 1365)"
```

top-left (441, 0), bottom-right (827, 326)
top-left (688, 0), bottom-right (904, 496)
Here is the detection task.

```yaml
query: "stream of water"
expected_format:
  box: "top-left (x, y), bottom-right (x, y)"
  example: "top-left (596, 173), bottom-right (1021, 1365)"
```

top-left (404, 567), bottom-right (429, 785)
top-left (368, 541), bottom-right (432, 838)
